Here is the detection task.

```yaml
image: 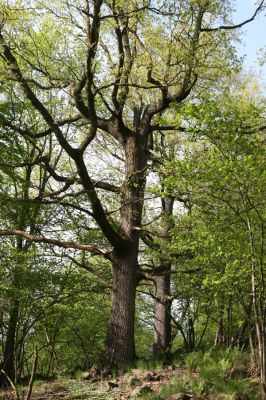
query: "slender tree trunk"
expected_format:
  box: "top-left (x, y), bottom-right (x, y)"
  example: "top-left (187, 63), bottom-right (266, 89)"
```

top-left (0, 299), bottom-right (19, 386)
top-left (249, 330), bottom-right (258, 368)
top-left (247, 218), bottom-right (266, 399)
top-left (187, 317), bottom-right (195, 352)
top-left (214, 317), bottom-right (224, 347)
top-left (261, 335), bottom-right (266, 400)
top-left (227, 295), bottom-right (232, 347)
top-left (214, 293), bottom-right (225, 347)
top-left (256, 322), bottom-right (266, 400)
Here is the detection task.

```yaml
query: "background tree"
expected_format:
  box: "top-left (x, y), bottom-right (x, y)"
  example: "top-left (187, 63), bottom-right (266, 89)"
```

top-left (162, 81), bottom-right (266, 396)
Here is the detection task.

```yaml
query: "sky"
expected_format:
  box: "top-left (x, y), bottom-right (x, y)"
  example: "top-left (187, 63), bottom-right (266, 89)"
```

top-left (234, 0), bottom-right (266, 75)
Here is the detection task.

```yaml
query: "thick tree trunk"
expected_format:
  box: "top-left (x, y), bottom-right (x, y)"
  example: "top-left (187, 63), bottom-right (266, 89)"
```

top-left (153, 273), bottom-right (172, 357)
top-left (99, 249), bottom-right (138, 370)
top-left (99, 129), bottom-right (148, 370)
top-left (0, 299), bottom-right (19, 386)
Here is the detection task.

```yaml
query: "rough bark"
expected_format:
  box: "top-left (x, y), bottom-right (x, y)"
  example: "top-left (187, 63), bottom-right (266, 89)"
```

top-left (99, 249), bottom-right (138, 370)
top-left (153, 273), bottom-right (172, 356)
top-left (99, 131), bottom-right (148, 369)
top-left (153, 197), bottom-right (174, 357)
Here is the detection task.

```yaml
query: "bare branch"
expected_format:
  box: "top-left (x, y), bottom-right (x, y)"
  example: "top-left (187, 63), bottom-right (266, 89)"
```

top-left (42, 157), bottom-right (120, 192)
top-left (0, 156), bottom-right (46, 169)
top-left (0, 229), bottom-right (109, 257)
top-left (201, 0), bottom-right (265, 32)
top-left (2, 114), bottom-right (82, 138)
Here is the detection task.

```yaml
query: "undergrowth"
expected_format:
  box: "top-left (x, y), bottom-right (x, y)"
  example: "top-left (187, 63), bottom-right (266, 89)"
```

top-left (142, 349), bottom-right (259, 400)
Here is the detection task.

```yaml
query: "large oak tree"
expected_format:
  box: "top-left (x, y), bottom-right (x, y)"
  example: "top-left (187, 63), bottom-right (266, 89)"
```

top-left (0, 0), bottom-right (264, 370)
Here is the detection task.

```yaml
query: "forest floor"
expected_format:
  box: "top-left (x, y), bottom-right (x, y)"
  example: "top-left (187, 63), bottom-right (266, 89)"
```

top-left (0, 363), bottom-right (261, 400)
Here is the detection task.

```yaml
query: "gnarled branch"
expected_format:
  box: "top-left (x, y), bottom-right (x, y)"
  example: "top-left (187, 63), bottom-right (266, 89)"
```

top-left (0, 229), bottom-right (110, 257)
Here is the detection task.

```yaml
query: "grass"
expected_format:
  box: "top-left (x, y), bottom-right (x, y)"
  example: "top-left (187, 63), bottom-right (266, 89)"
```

top-left (134, 357), bottom-right (165, 372)
top-left (1, 350), bottom-right (260, 400)
top-left (141, 349), bottom-right (260, 400)
top-left (0, 379), bottom-right (120, 400)
top-left (142, 379), bottom-right (186, 400)
top-left (185, 349), bottom-right (259, 399)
